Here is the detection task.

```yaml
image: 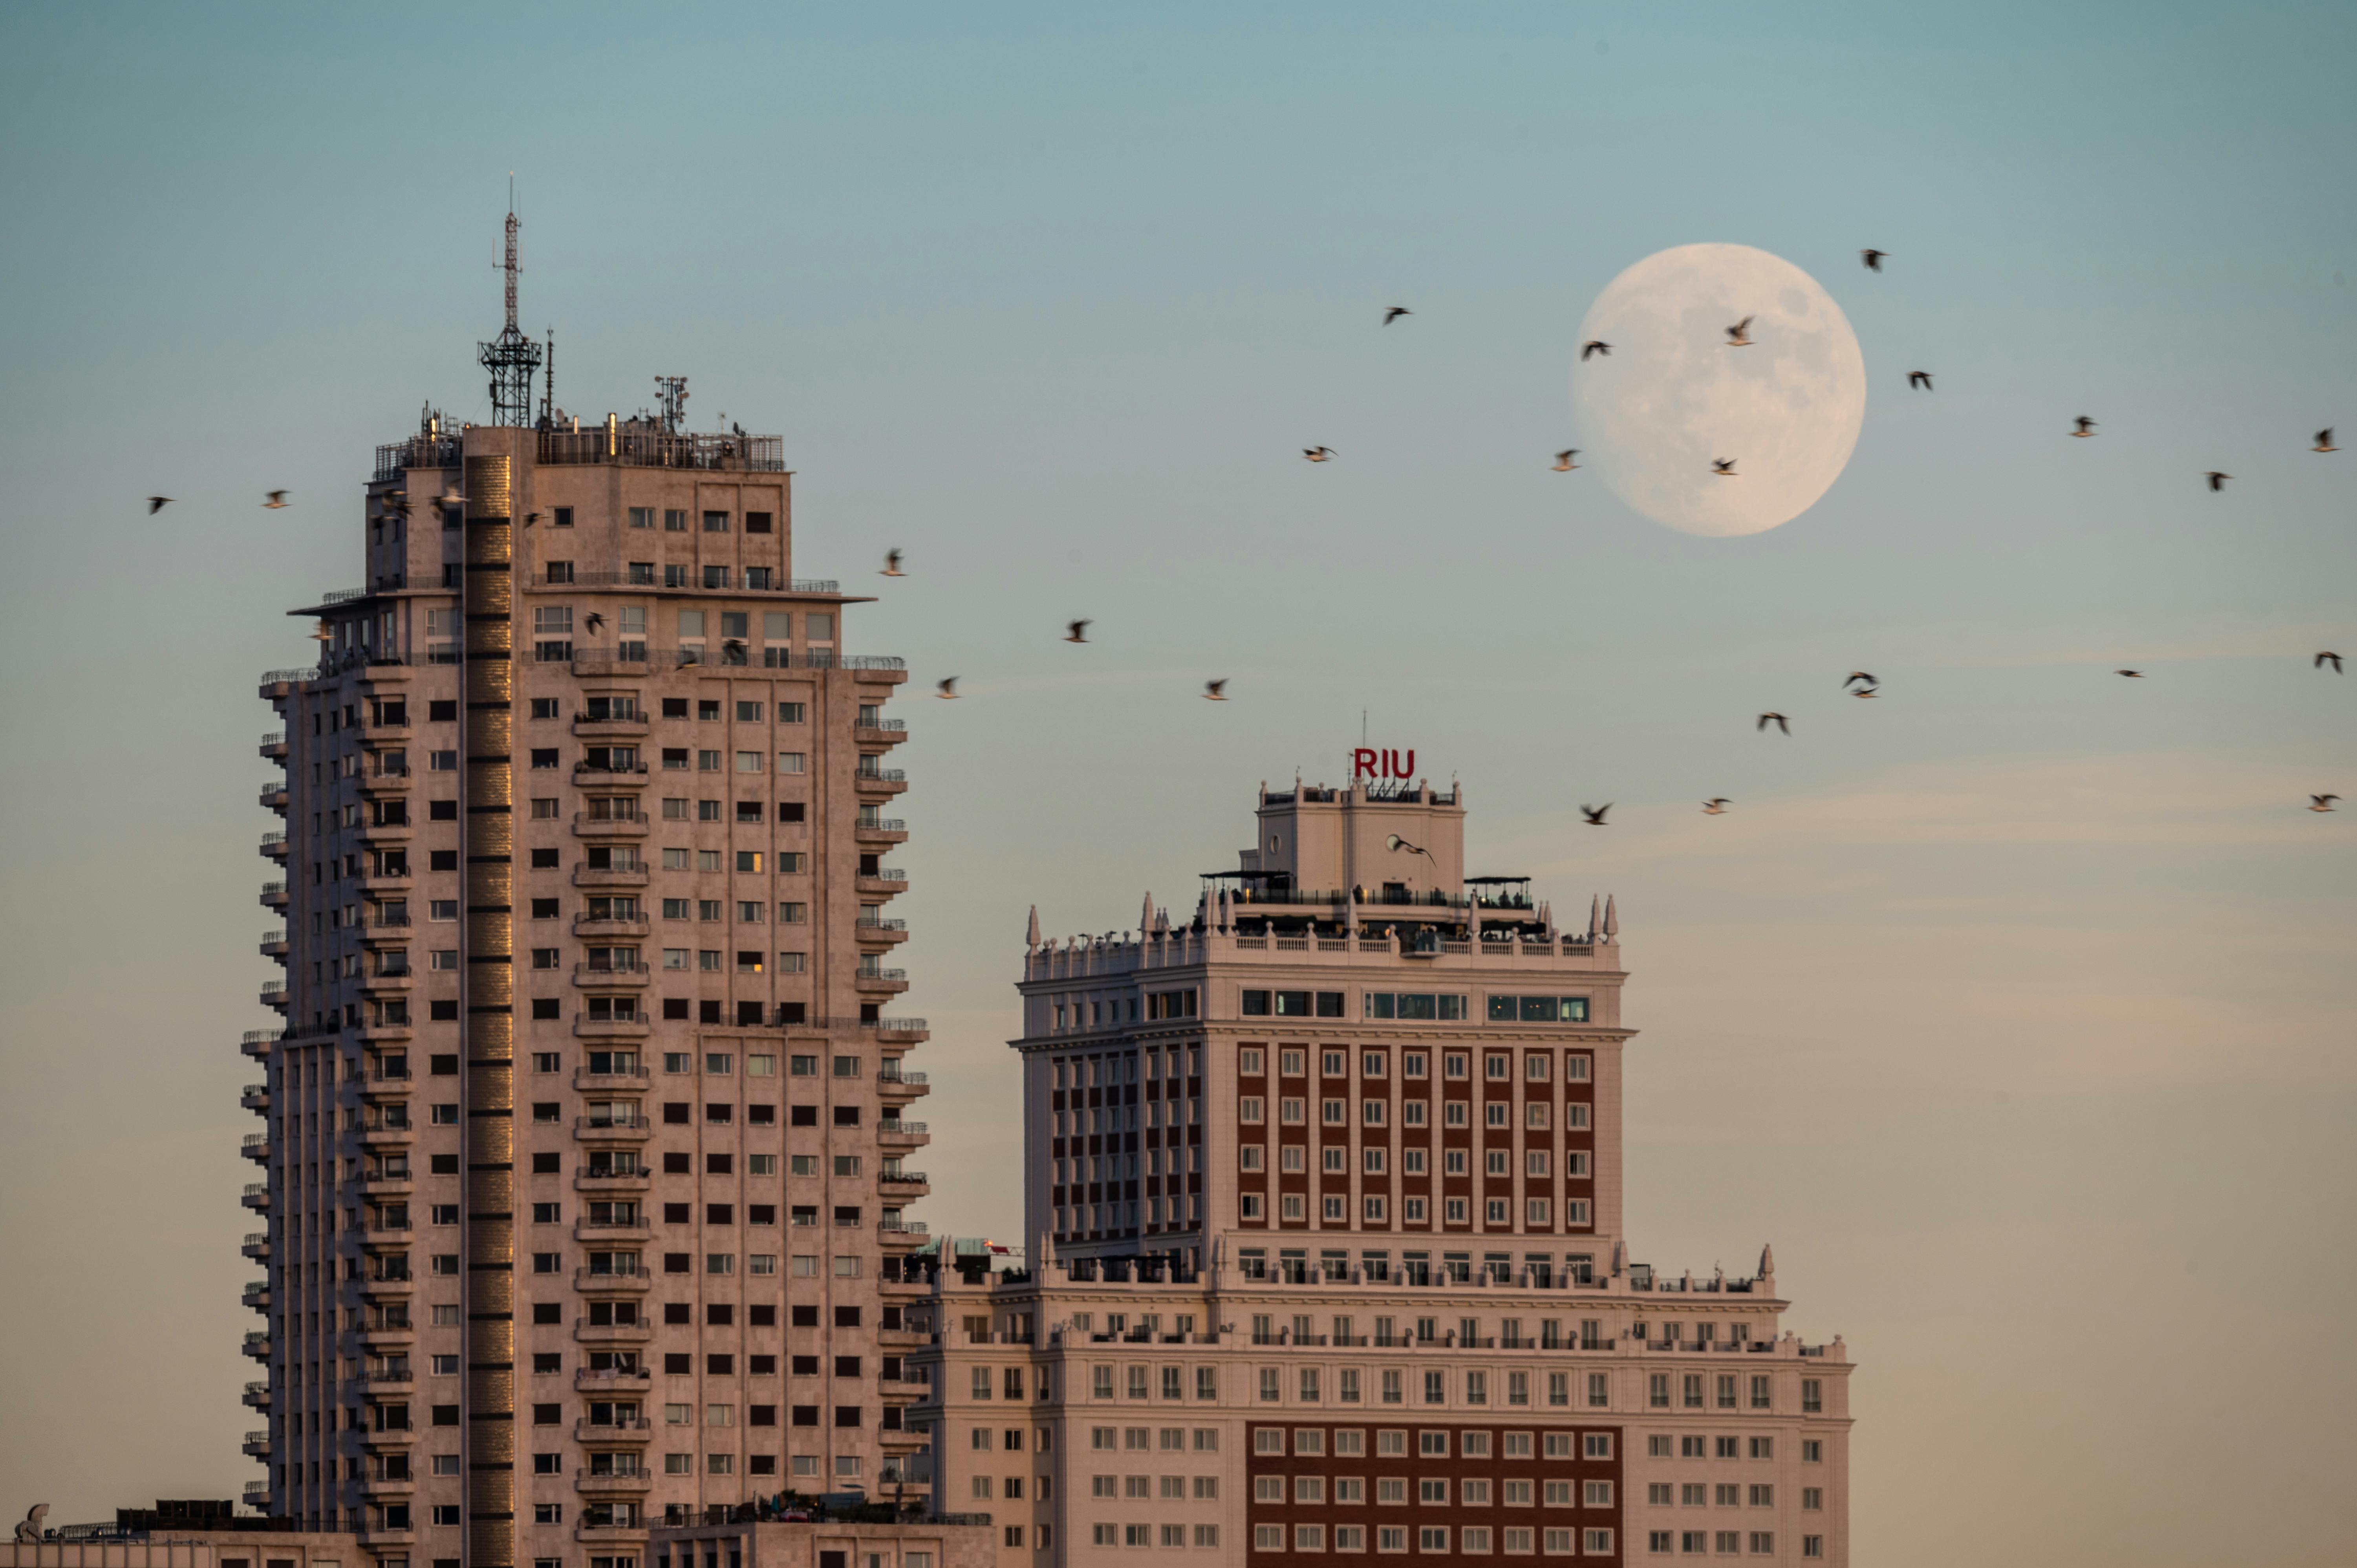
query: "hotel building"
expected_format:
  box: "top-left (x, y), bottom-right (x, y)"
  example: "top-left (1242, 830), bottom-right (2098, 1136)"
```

top-left (911, 782), bottom-right (1854, 1566)
top-left (243, 345), bottom-right (937, 1563)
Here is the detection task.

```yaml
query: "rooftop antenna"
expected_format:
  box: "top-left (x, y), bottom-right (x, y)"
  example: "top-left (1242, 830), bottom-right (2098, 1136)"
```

top-left (540, 326), bottom-right (555, 428)
top-left (654, 375), bottom-right (688, 434)
top-left (477, 177), bottom-right (544, 426)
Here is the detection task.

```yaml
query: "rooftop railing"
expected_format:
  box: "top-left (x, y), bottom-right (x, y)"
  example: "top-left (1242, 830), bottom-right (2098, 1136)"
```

top-left (535, 426), bottom-right (785, 472)
top-left (563, 570), bottom-right (839, 594)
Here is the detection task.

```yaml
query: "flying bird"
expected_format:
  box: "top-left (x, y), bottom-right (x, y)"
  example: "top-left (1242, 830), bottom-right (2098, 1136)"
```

top-left (1580, 340), bottom-right (1612, 360)
top-left (1861, 249), bottom-right (1887, 272)
top-left (881, 548), bottom-right (905, 578)
top-left (1579, 804), bottom-right (1612, 825)
top-left (1203, 679), bottom-right (1228, 701)
top-left (264, 490), bottom-right (289, 509)
top-left (381, 492), bottom-right (412, 517)
top-left (1757, 712), bottom-right (1790, 734)
top-left (2313, 429), bottom-right (2338, 453)
top-left (1702, 798), bottom-right (1730, 815)
top-left (1552, 450), bottom-right (1580, 472)
top-left (584, 612), bottom-right (606, 634)
top-left (2115, 669), bottom-right (2144, 678)
top-left (2071, 417), bottom-right (2096, 438)
top-left (1851, 686), bottom-right (1879, 698)
top-left (147, 496), bottom-right (173, 514)
top-left (309, 620), bottom-right (332, 644)
top-left (1724, 317), bottom-right (1755, 347)
top-left (1303, 447), bottom-right (1335, 463)
top-left (1843, 671), bottom-right (1878, 690)
top-left (2311, 794), bottom-right (2341, 812)
top-left (1711, 459), bottom-right (1738, 476)
top-left (1907, 371), bottom-right (1933, 390)
top-left (1065, 619), bottom-right (1091, 644)
top-left (935, 677), bottom-right (960, 699)
top-left (2317, 652), bottom-right (2344, 673)
top-left (522, 511), bottom-right (541, 528)
top-left (1382, 307), bottom-right (1411, 326)
top-left (2204, 472), bottom-right (2230, 491)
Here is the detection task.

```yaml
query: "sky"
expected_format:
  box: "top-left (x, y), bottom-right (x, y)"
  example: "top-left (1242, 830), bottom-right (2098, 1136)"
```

top-left (0, 2), bottom-right (2352, 1560)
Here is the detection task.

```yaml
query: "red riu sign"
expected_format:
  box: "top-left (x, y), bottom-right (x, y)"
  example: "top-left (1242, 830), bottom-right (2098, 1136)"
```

top-left (1352, 747), bottom-right (1416, 781)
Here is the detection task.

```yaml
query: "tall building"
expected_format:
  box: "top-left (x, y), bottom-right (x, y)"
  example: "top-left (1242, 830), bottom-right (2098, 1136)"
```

top-left (912, 779), bottom-right (1855, 1566)
top-left (246, 260), bottom-right (934, 1568)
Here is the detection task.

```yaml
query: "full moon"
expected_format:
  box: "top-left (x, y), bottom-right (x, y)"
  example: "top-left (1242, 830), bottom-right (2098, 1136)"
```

top-left (1572, 243), bottom-right (1866, 537)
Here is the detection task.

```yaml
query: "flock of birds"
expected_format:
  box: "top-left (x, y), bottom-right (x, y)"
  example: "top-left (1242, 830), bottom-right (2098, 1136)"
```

top-left (879, 247), bottom-right (2346, 820)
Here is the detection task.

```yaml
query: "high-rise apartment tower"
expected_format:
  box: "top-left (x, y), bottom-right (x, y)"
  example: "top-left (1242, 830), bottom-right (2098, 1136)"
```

top-left (246, 304), bottom-right (931, 1568)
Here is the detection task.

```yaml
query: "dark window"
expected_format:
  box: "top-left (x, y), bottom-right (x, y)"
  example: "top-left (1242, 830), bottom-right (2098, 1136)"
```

top-left (430, 1054), bottom-right (457, 1075)
top-left (430, 1001), bottom-right (458, 1021)
top-left (429, 851), bottom-right (457, 871)
top-left (664, 1303), bottom-right (692, 1325)
top-left (748, 1105), bottom-right (775, 1126)
top-left (432, 1405), bottom-right (459, 1426)
top-left (662, 1152), bottom-right (691, 1174)
top-left (699, 1001), bottom-right (723, 1025)
top-left (1316, 991), bottom-right (1346, 1018)
top-left (792, 1405), bottom-right (820, 1427)
top-left (553, 507), bottom-right (573, 529)
top-left (663, 998), bottom-right (690, 1020)
top-left (792, 1355), bottom-right (820, 1376)
top-left (664, 1354), bottom-right (692, 1375)
top-left (833, 1106), bottom-right (860, 1127)
top-left (662, 698), bottom-right (689, 719)
top-left (834, 1306), bottom-right (861, 1328)
top-left (531, 1152), bottom-right (560, 1174)
top-left (736, 801), bottom-right (764, 823)
top-left (790, 1105), bottom-right (818, 1127)
top-left (791, 1305), bottom-right (820, 1327)
top-left (778, 802), bottom-right (805, 823)
top-left (776, 1003), bottom-right (806, 1026)
top-left (834, 1356), bottom-right (862, 1378)
top-left (707, 1153), bottom-right (734, 1174)
top-left (662, 1103), bottom-right (690, 1125)
top-left (737, 1001), bottom-right (763, 1026)
top-left (532, 1403), bottom-right (560, 1425)
top-left (545, 562), bottom-right (573, 583)
top-left (428, 701), bottom-right (457, 722)
top-left (705, 1303), bottom-right (734, 1325)
top-left (750, 1403), bottom-right (778, 1425)
top-left (834, 1406), bottom-right (862, 1427)
top-left (530, 748), bottom-right (559, 769)
top-left (530, 848), bottom-right (559, 869)
top-left (1241, 990), bottom-right (1272, 1016)
top-left (532, 1303), bottom-right (561, 1325)
top-left (707, 1104), bottom-right (734, 1125)
top-left (429, 800), bottom-right (457, 822)
top-left (429, 1154), bottom-right (458, 1174)
top-left (745, 512), bottom-right (773, 534)
top-left (531, 898), bottom-right (559, 918)
top-left (749, 1304), bottom-right (777, 1326)
top-left (832, 1206), bottom-right (860, 1227)
top-left (663, 1203), bottom-right (691, 1224)
top-left (707, 1354), bottom-right (735, 1375)
top-left (1274, 990), bottom-right (1313, 1016)
top-left (664, 1253), bottom-right (691, 1274)
top-left (531, 999), bottom-right (559, 1020)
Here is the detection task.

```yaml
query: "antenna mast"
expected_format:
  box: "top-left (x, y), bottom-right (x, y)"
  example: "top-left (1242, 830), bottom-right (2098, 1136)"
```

top-left (541, 327), bottom-right (555, 428)
top-left (477, 192), bottom-right (544, 426)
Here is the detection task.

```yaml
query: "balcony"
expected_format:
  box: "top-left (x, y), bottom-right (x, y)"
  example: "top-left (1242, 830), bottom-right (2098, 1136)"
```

top-left (243, 1332), bottom-right (271, 1361)
top-left (361, 1323), bottom-right (416, 1348)
top-left (574, 1014), bottom-right (652, 1040)
top-left (258, 985), bottom-right (291, 1011)
top-left (880, 1171), bottom-right (931, 1197)
top-left (242, 1281), bottom-right (271, 1312)
top-left (242, 1082), bottom-right (271, 1112)
top-left (260, 881), bottom-right (289, 911)
top-left (358, 769), bottom-right (412, 797)
top-left (242, 1429), bottom-right (271, 1458)
top-left (878, 1121), bottom-right (929, 1147)
top-left (240, 1182), bottom-right (271, 1211)
top-left (242, 1230), bottom-right (271, 1261)
top-left (573, 713), bottom-right (652, 739)
top-left (362, 1120), bottom-right (415, 1147)
top-left (362, 1071), bottom-right (414, 1102)
top-left (572, 1525), bottom-right (651, 1548)
top-left (854, 819), bottom-right (908, 845)
top-left (361, 1423), bottom-right (415, 1448)
top-left (854, 767), bottom-right (908, 796)
top-left (258, 931), bottom-right (290, 959)
top-left (362, 1227), bottom-right (414, 1251)
top-left (857, 918), bottom-right (909, 946)
top-left (361, 1275), bottom-right (415, 1299)
top-left (855, 968), bottom-right (910, 994)
top-left (574, 1468), bottom-right (653, 1496)
top-left (242, 1381), bottom-right (271, 1410)
top-left (260, 831), bottom-right (289, 861)
top-left (574, 964), bottom-right (652, 990)
top-left (573, 1319), bottom-right (655, 1347)
top-left (258, 668), bottom-right (309, 699)
top-left (854, 722), bottom-right (908, 748)
top-left (360, 1017), bottom-right (414, 1042)
top-left (574, 1367), bottom-right (654, 1393)
top-left (878, 1220), bottom-right (929, 1245)
top-left (855, 871), bottom-right (909, 898)
top-left (574, 1218), bottom-right (654, 1244)
top-left (361, 1474), bottom-right (417, 1500)
top-left (359, 820), bottom-right (413, 845)
top-left (574, 813), bottom-right (649, 839)
top-left (240, 1030), bottom-right (280, 1060)
top-left (361, 971), bottom-right (413, 996)
top-left (362, 917), bottom-right (413, 947)
top-left (260, 732), bottom-right (289, 761)
top-left (574, 863), bottom-right (650, 889)
top-left (575, 1268), bottom-right (652, 1294)
top-left (259, 783), bottom-right (289, 813)
top-left (575, 1418), bottom-right (654, 1445)
top-left (362, 1371), bottom-right (416, 1396)
top-left (241, 1135), bottom-right (271, 1164)
top-left (573, 763), bottom-right (650, 787)
top-left (359, 871), bottom-right (412, 893)
top-left (574, 1169), bottom-right (651, 1194)
top-left (361, 1170), bottom-right (415, 1195)
top-left (573, 916), bottom-right (651, 939)
top-left (574, 1065), bottom-right (651, 1092)
top-left (575, 1116), bottom-right (652, 1143)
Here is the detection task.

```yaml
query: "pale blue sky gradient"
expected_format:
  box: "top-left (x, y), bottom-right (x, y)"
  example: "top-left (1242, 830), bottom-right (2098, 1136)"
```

top-left (0, 5), bottom-right (2351, 1561)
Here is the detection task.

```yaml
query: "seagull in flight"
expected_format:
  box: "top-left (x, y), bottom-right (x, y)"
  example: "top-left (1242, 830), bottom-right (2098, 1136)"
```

top-left (1844, 671), bottom-right (1878, 690)
top-left (148, 496), bottom-right (174, 514)
top-left (2115, 669), bottom-right (2145, 678)
top-left (1757, 712), bottom-right (1790, 735)
top-left (1580, 340), bottom-right (1612, 360)
top-left (381, 492), bottom-right (412, 517)
top-left (1382, 306), bottom-right (1411, 326)
top-left (1553, 450), bottom-right (1580, 472)
top-left (1724, 317), bottom-right (1755, 347)
top-left (881, 548), bottom-right (905, 578)
top-left (1711, 459), bottom-right (1738, 477)
top-left (1579, 803), bottom-right (1612, 825)
top-left (1861, 249), bottom-right (1887, 272)
top-left (1065, 619), bottom-right (1091, 644)
top-left (1303, 447), bottom-right (1335, 463)
top-left (1702, 798), bottom-right (1730, 815)
top-left (264, 490), bottom-right (290, 509)
top-left (2205, 471), bottom-right (2231, 491)
top-left (1907, 371), bottom-right (1933, 391)
top-left (2313, 429), bottom-right (2338, 453)
top-left (1203, 679), bottom-right (1228, 701)
top-left (309, 620), bottom-right (332, 644)
top-left (584, 612), bottom-right (606, 634)
top-left (2317, 651), bottom-right (2344, 673)
top-left (1852, 686), bottom-right (1879, 698)
top-left (935, 677), bottom-right (960, 699)
top-left (2312, 794), bottom-right (2341, 812)
top-left (2071, 417), bottom-right (2096, 438)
